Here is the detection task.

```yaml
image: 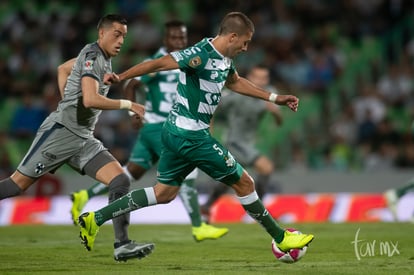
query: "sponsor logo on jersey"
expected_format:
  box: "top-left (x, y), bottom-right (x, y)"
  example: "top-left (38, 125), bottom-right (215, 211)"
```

top-left (171, 51), bottom-right (184, 61)
top-left (210, 71), bottom-right (218, 80)
top-left (84, 60), bottom-right (94, 71)
top-left (183, 47), bottom-right (201, 56)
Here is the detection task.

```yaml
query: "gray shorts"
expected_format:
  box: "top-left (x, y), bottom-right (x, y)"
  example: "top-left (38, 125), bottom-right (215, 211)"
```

top-left (227, 141), bottom-right (260, 167)
top-left (17, 119), bottom-right (107, 178)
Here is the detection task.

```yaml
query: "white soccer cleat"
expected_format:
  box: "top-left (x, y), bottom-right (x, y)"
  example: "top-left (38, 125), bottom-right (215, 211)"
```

top-left (114, 241), bottom-right (155, 262)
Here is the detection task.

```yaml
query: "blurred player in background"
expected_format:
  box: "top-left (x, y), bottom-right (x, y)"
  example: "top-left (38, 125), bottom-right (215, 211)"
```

top-left (201, 64), bottom-right (283, 221)
top-left (0, 15), bottom-right (150, 260)
top-left (70, 20), bottom-right (228, 251)
top-left (78, 12), bottom-right (314, 255)
top-left (384, 179), bottom-right (414, 222)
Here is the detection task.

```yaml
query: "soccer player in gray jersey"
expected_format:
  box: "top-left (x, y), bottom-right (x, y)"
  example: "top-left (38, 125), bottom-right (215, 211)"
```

top-left (79, 12), bottom-right (314, 255)
top-left (202, 64), bottom-right (283, 219)
top-left (0, 14), bottom-right (153, 261)
top-left (70, 20), bottom-right (229, 243)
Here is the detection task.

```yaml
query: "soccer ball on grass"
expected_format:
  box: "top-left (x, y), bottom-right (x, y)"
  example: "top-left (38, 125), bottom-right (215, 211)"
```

top-left (271, 228), bottom-right (308, 263)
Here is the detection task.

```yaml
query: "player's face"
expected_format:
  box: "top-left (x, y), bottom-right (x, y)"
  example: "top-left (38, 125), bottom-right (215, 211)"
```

top-left (164, 26), bottom-right (188, 52)
top-left (226, 31), bottom-right (253, 58)
top-left (100, 22), bottom-right (127, 57)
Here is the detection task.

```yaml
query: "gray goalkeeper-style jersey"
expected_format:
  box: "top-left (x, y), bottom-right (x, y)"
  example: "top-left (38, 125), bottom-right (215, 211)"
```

top-left (17, 42), bottom-right (112, 177)
top-left (215, 86), bottom-right (279, 165)
top-left (167, 38), bottom-right (236, 139)
top-left (218, 85), bottom-right (278, 146)
top-left (50, 42), bottom-right (112, 138)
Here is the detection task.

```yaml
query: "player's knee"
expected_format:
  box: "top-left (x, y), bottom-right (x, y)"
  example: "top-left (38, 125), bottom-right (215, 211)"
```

top-left (153, 183), bottom-right (179, 204)
top-left (108, 173), bottom-right (130, 202)
top-left (231, 171), bottom-right (255, 196)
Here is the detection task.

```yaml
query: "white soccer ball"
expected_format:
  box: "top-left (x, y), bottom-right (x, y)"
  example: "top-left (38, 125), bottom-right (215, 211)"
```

top-left (271, 229), bottom-right (308, 264)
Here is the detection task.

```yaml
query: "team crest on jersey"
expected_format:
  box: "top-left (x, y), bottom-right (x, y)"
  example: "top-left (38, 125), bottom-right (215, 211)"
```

top-left (35, 162), bottom-right (45, 174)
top-left (189, 56), bottom-right (201, 68)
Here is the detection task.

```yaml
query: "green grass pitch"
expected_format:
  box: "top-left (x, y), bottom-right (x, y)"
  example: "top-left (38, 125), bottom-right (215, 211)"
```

top-left (0, 223), bottom-right (413, 274)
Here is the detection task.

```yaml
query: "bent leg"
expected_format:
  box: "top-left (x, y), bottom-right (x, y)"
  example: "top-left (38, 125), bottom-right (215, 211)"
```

top-left (0, 171), bottom-right (36, 199)
top-left (230, 170), bottom-right (285, 243)
top-left (85, 153), bottom-right (131, 244)
top-left (94, 182), bottom-right (179, 226)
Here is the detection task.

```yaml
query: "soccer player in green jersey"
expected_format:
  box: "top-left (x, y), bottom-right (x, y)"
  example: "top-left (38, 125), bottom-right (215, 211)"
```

top-left (78, 12), bottom-right (314, 255)
top-left (70, 20), bottom-right (229, 253)
top-left (0, 14), bottom-right (152, 258)
top-left (201, 64), bottom-right (283, 220)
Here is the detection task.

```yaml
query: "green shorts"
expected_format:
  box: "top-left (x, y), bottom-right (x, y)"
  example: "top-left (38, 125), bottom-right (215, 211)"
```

top-left (157, 129), bottom-right (243, 186)
top-left (129, 123), bottom-right (164, 170)
top-left (129, 123), bottom-right (199, 181)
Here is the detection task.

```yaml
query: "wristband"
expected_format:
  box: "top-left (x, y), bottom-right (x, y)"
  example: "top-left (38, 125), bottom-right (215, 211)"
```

top-left (119, 99), bottom-right (132, 110)
top-left (268, 93), bottom-right (278, 103)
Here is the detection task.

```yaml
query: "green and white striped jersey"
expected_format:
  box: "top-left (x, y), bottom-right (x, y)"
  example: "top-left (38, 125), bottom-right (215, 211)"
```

top-left (137, 47), bottom-right (180, 124)
top-left (167, 38), bottom-right (236, 139)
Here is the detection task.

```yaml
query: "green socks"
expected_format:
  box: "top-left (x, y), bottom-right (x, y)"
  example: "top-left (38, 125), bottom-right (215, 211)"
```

top-left (95, 187), bottom-right (157, 226)
top-left (178, 179), bottom-right (202, 227)
top-left (238, 191), bottom-right (285, 243)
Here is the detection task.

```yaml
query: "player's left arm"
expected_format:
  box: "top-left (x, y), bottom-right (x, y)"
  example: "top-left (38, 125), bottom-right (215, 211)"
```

top-left (57, 58), bottom-right (76, 99)
top-left (225, 72), bottom-right (299, 112)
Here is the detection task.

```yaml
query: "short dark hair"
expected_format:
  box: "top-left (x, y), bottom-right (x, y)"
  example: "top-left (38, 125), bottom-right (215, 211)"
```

top-left (218, 12), bottom-right (254, 36)
top-left (97, 14), bottom-right (127, 30)
top-left (164, 19), bottom-right (186, 29)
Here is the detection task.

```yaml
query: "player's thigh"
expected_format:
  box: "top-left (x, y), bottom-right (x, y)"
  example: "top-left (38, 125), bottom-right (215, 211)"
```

top-left (69, 137), bottom-right (121, 184)
top-left (189, 137), bottom-right (243, 185)
top-left (17, 123), bottom-right (82, 178)
top-left (157, 147), bottom-right (196, 186)
top-left (82, 150), bottom-right (123, 184)
top-left (129, 127), bottom-right (161, 170)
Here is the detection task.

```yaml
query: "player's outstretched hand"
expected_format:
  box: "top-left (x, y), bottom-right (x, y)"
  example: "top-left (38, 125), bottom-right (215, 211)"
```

top-left (104, 73), bottom-right (120, 85)
top-left (275, 95), bottom-right (299, 112)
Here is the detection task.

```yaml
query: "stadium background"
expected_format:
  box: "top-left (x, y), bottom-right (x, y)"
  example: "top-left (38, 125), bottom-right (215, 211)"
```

top-left (0, 1), bottom-right (413, 225)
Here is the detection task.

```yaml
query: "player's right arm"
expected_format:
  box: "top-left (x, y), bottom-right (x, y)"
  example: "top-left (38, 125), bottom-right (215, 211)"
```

top-left (81, 76), bottom-right (143, 118)
top-left (105, 55), bottom-right (178, 84)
